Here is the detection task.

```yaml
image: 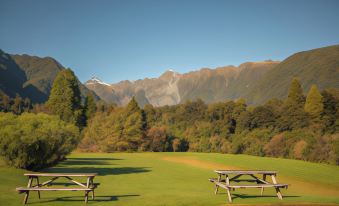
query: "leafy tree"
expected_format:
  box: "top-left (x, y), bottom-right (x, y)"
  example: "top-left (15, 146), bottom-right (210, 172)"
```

top-left (305, 85), bottom-right (324, 120)
top-left (47, 69), bottom-right (83, 127)
top-left (251, 106), bottom-right (276, 129)
top-left (11, 94), bottom-right (23, 114)
top-left (0, 112), bottom-right (79, 170)
top-left (321, 89), bottom-right (339, 133)
top-left (0, 92), bottom-right (11, 112)
top-left (146, 126), bottom-right (169, 152)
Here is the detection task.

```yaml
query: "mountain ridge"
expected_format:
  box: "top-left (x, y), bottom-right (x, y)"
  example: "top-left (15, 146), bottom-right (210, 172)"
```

top-left (85, 60), bottom-right (280, 107)
top-left (0, 50), bottom-right (99, 103)
top-left (85, 45), bottom-right (339, 107)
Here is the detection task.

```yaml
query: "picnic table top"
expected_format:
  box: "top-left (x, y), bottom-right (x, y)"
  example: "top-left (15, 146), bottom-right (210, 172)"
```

top-left (24, 173), bottom-right (97, 177)
top-left (214, 170), bottom-right (277, 175)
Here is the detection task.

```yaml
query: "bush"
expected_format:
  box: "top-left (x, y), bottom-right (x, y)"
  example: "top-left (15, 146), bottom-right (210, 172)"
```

top-left (0, 112), bottom-right (79, 170)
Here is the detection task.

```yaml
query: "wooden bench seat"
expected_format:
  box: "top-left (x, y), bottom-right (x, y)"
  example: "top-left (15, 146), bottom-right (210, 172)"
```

top-left (16, 187), bottom-right (94, 193)
top-left (209, 178), bottom-right (288, 189)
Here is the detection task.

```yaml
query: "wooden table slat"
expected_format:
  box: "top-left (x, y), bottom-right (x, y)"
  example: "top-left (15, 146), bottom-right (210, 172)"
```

top-left (24, 173), bottom-right (97, 177)
top-left (214, 170), bottom-right (277, 175)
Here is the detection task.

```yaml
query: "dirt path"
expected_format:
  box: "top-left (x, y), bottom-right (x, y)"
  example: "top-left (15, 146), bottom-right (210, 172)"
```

top-left (162, 156), bottom-right (339, 197)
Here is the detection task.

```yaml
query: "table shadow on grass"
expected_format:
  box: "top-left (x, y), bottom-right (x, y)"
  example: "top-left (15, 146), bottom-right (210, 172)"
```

top-left (26, 194), bottom-right (140, 204)
top-left (42, 167), bottom-right (151, 176)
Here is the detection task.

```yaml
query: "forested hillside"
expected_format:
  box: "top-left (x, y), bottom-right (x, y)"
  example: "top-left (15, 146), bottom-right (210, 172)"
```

top-left (247, 45), bottom-right (339, 104)
top-left (80, 79), bottom-right (339, 165)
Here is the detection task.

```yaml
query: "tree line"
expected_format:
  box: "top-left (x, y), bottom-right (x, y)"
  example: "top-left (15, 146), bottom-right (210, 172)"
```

top-left (79, 79), bottom-right (338, 165)
top-left (0, 68), bottom-right (338, 169)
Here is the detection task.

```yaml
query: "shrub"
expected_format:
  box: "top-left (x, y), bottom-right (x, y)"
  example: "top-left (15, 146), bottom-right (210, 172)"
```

top-left (0, 112), bottom-right (79, 170)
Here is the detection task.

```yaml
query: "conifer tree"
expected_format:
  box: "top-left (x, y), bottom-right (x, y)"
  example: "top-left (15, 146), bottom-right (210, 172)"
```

top-left (279, 78), bottom-right (308, 130)
top-left (121, 97), bottom-right (146, 151)
top-left (285, 78), bottom-right (305, 107)
top-left (305, 85), bottom-right (324, 119)
top-left (84, 94), bottom-right (96, 120)
top-left (47, 69), bottom-right (82, 126)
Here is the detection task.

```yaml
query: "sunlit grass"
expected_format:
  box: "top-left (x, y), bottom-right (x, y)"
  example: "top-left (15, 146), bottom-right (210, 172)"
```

top-left (0, 152), bottom-right (338, 205)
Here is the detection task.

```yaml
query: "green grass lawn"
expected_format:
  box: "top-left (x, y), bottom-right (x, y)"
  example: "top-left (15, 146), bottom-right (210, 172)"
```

top-left (0, 152), bottom-right (338, 206)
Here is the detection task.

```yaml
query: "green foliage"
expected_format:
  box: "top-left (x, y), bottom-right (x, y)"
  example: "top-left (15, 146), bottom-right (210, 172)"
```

top-left (278, 79), bottom-right (309, 130)
top-left (0, 92), bottom-right (33, 114)
top-left (305, 85), bottom-right (324, 120)
top-left (0, 112), bottom-right (79, 170)
top-left (248, 44), bottom-right (339, 104)
top-left (47, 69), bottom-right (83, 127)
top-left (84, 94), bottom-right (96, 120)
top-left (286, 78), bottom-right (305, 107)
top-left (81, 81), bottom-right (339, 165)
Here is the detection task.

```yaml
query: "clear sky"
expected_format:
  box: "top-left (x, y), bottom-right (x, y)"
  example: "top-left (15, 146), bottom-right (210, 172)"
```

top-left (1, 0), bottom-right (339, 83)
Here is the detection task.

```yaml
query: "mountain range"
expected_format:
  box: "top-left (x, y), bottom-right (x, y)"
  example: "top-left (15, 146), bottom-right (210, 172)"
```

top-left (85, 45), bottom-right (339, 106)
top-left (0, 49), bottom-right (98, 103)
top-left (1, 45), bottom-right (339, 106)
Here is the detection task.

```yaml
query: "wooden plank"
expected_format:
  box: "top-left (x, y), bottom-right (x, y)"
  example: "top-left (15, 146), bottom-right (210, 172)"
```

top-left (35, 177), bottom-right (41, 199)
top-left (39, 177), bottom-right (59, 187)
top-left (23, 177), bottom-right (33, 204)
top-left (229, 174), bottom-right (243, 181)
top-left (214, 174), bottom-right (221, 194)
top-left (24, 173), bottom-right (97, 177)
top-left (271, 175), bottom-right (283, 200)
top-left (249, 174), bottom-right (270, 184)
top-left (261, 174), bottom-right (266, 196)
top-left (227, 184), bottom-right (288, 189)
top-left (65, 176), bottom-right (87, 188)
top-left (16, 187), bottom-right (94, 191)
top-left (215, 170), bottom-right (277, 175)
top-left (226, 175), bottom-right (232, 203)
top-left (90, 177), bottom-right (95, 200)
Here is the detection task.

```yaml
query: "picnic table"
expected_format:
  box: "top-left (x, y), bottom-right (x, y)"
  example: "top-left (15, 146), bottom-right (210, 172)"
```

top-left (16, 173), bottom-right (98, 204)
top-left (209, 170), bottom-right (288, 203)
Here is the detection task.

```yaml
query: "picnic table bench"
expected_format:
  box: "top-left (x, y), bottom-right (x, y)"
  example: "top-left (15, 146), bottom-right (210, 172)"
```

top-left (209, 170), bottom-right (288, 203)
top-left (16, 173), bottom-right (98, 204)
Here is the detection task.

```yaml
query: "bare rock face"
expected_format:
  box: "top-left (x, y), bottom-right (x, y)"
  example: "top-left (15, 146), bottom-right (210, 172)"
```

top-left (85, 61), bottom-right (279, 107)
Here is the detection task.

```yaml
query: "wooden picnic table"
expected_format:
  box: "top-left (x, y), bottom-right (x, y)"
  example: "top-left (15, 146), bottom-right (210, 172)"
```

top-left (16, 173), bottom-right (98, 204)
top-left (209, 170), bottom-right (288, 203)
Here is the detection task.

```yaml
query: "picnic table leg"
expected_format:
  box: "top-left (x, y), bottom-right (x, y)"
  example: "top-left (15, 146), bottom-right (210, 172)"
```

top-left (261, 174), bottom-right (266, 196)
top-left (85, 191), bottom-right (89, 203)
top-left (214, 174), bottom-right (221, 194)
top-left (90, 177), bottom-right (95, 200)
top-left (23, 177), bottom-right (33, 204)
top-left (85, 177), bottom-right (90, 203)
top-left (226, 175), bottom-right (232, 203)
top-left (271, 175), bottom-right (283, 200)
top-left (36, 177), bottom-right (41, 199)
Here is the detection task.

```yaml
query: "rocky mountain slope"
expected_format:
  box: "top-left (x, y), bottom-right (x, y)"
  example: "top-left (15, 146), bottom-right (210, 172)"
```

top-left (85, 61), bottom-right (279, 107)
top-left (85, 45), bottom-right (339, 107)
top-left (0, 50), bottom-right (98, 103)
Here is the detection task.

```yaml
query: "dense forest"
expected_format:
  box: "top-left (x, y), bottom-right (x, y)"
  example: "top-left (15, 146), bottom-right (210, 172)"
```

top-left (80, 79), bottom-right (339, 165)
top-left (0, 68), bottom-right (338, 170)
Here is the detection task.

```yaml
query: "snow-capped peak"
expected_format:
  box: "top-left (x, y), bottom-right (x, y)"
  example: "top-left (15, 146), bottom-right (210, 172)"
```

top-left (86, 76), bottom-right (111, 86)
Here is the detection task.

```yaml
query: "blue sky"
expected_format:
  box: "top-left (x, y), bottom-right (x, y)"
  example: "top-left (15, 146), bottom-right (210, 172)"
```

top-left (1, 0), bottom-right (339, 83)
